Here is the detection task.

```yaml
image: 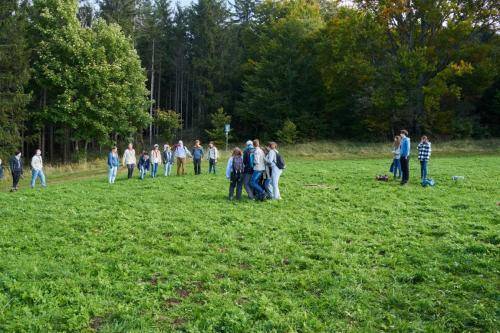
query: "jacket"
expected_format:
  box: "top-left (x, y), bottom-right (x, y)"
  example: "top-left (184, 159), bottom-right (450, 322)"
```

top-left (108, 152), bottom-right (119, 167)
top-left (207, 147), bottom-right (219, 160)
top-left (138, 155), bottom-right (150, 170)
top-left (123, 149), bottom-right (136, 165)
top-left (192, 147), bottom-right (204, 160)
top-left (400, 137), bottom-right (411, 158)
top-left (163, 150), bottom-right (174, 164)
top-left (31, 155), bottom-right (44, 171)
top-left (392, 146), bottom-right (401, 159)
top-left (253, 147), bottom-right (265, 172)
top-left (9, 156), bottom-right (23, 173)
top-left (150, 150), bottom-right (162, 164)
top-left (417, 142), bottom-right (432, 161)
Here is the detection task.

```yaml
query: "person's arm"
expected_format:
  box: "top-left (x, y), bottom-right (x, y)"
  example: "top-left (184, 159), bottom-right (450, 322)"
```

top-left (428, 143), bottom-right (432, 158)
top-left (31, 156), bottom-right (36, 170)
top-left (186, 148), bottom-right (192, 158)
top-left (107, 153), bottom-right (112, 168)
top-left (226, 158), bottom-right (233, 179)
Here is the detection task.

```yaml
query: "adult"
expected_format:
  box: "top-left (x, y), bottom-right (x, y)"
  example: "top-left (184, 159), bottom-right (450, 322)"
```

top-left (390, 136), bottom-right (402, 179)
top-left (107, 146), bottom-right (119, 184)
top-left (250, 139), bottom-right (266, 200)
top-left (150, 144), bottom-right (162, 178)
top-left (226, 147), bottom-right (244, 200)
top-left (123, 143), bottom-right (136, 179)
top-left (266, 142), bottom-right (282, 200)
top-left (174, 140), bottom-right (191, 176)
top-left (242, 140), bottom-right (255, 200)
top-left (207, 141), bottom-right (219, 174)
top-left (31, 149), bottom-right (47, 188)
top-left (399, 129), bottom-right (411, 185)
top-left (163, 144), bottom-right (174, 176)
top-left (192, 140), bottom-right (204, 175)
top-left (417, 135), bottom-right (432, 180)
top-left (0, 158), bottom-right (4, 180)
top-left (9, 151), bottom-right (23, 192)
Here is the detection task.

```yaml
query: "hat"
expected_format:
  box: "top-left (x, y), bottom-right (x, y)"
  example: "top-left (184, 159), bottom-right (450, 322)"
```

top-left (154, 144), bottom-right (159, 148)
top-left (246, 140), bottom-right (253, 146)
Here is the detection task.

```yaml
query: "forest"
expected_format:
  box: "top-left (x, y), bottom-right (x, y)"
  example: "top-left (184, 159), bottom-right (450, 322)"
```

top-left (1, 0), bottom-right (499, 162)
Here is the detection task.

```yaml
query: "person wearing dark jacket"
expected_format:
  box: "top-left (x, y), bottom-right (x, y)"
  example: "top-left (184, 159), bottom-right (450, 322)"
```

top-left (9, 151), bottom-right (23, 191)
top-left (138, 151), bottom-right (150, 180)
top-left (242, 140), bottom-right (255, 200)
top-left (191, 140), bottom-right (204, 175)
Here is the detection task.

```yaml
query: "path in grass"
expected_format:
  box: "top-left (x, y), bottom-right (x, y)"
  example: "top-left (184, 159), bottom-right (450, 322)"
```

top-left (0, 155), bottom-right (498, 332)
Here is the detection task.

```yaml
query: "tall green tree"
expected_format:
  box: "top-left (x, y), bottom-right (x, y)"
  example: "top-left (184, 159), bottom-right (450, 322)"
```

top-left (99, 0), bottom-right (136, 36)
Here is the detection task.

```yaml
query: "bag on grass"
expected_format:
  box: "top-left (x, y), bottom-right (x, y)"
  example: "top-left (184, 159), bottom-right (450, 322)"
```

top-left (376, 175), bottom-right (389, 182)
top-left (421, 178), bottom-right (435, 187)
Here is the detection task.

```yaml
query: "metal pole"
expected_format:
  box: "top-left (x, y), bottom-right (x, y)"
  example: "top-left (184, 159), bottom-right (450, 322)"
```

top-left (225, 132), bottom-right (228, 152)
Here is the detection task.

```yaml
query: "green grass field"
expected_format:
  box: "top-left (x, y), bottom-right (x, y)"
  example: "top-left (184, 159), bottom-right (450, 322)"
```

top-left (0, 152), bottom-right (499, 332)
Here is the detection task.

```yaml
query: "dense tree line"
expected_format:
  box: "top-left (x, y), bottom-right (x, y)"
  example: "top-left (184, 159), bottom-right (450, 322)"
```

top-left (0, 0), bottom-right (498, 162)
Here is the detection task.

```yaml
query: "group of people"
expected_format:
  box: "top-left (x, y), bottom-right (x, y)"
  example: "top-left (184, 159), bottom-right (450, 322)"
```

top-left (106, 138), bottom-right (285, 201)
top-left (0, 149), bottom-right (47, 191)
top-left (390, 129), bottom-right (432, 185)
top-left (108, 140), bottom-right (220, 183)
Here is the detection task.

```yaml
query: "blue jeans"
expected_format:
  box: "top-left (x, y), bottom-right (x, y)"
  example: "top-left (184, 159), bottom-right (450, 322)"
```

top-left (390, 158), bottom-right (402, 178)
top-left (151, 163), bottom-right (158, 177)
top-left (420, 160), bottom-right (428, 180)
top-left (31, 169), bottom-right (47, 188)
top-left (164, 162), bottom-right (172, 176)
top-left (108, 166), bottom-right (117, 184)
top-left (139, 166), bottom-right (147, 180)
top-left (250, 171), bottom-right (265, 197)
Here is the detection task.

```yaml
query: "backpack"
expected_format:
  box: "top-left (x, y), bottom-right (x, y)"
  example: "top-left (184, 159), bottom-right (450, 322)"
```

top-left (421, 178), bottom-right (435, 187)
top-left (275, 152), bottom-right (286, 170)
top-left (233, 156), bottom-right (244, 174)
top-left (243, 148), bottom-right (254, 172)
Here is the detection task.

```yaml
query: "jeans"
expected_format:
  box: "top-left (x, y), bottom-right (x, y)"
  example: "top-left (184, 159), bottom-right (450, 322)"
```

top-left (264, 178), bottom-right (273, 198)
top-left (151, 163), bottom-right (158, 177)
top-left (250, 171), bottom-right (265, 197)
top-left (139, 166), bottom-right (147, 180)
top-left (390, 158), bottom-right (402, 178)
top-left (177, 157), bottom-right (186, 175)
top-left (271, 166), bottom-right (282, 199)
top-left (126, 164), bottom-right (135, 179)
top-left (420, 160), bottom-right (428, 180)
top-left (243, 173), bottom-right (254, 199)
top-left (31, 169), bottom-right (47, 188)
top-left (208, 159), bottom-right (216, 174)
top-left (193, 158), bottom-right (201, 175)
top-left (400, 156), bottom-right (410, 183)
top-left (12, 171), bottom-right (21, 189)
top-left (108, 166), bottom-right (118, 184)
top-left (229, 173), bottom-right (243, 200)
top-left (164, 162), bottom-right (172, 176)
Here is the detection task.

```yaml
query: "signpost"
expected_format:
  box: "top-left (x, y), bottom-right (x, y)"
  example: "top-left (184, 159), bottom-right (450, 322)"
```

top-left (224, 124), bottom-right (230, 151)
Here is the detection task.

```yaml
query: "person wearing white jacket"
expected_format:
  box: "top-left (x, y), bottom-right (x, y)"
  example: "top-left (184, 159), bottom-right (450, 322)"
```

top-left (250, 139), bottom-right (266, 200)
top-left (31, 149), bottom-right (47, 188)
top-left (122, 143), bottom-right (137, 179)
top-left (265, 142), bottom-right (282, 200)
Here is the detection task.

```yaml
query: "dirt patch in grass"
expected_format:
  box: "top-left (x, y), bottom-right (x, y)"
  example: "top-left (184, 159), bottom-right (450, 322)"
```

top-left (89, 316), bottom-right (105, 331)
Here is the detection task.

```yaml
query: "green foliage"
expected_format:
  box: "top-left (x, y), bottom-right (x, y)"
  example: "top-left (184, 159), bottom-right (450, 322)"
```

top-left (205, 107), bottom-right (231, 145)
top-left (155, 109), bottom-right (182, 142)
top-left (276, 119), bottom-right (298, 144)
top-left (0, 153), bottom-right (498, 331)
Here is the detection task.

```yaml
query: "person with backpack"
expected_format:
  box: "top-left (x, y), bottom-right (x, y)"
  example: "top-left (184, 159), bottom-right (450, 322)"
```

top-left (30, 149), bottom-right (47, 189)
top-left (417, 135), bottom-right (432, 180)
top-left (122, 143), bottom-right (137, 179)
top-left (107, 146), bottom-right (119, 184)
top-left (138, 151), bottom-right (150, 180)
top-left (250, 139), bottom-right (267, 200)
top-left (174, 140), bottom-right (192, 176)
top-left (226, 147), bottom-right (244, 200)
top-left (192, 140), bottom-right (204, 175)
top-left (399, 129), bottom-right (411, 185)
top-left (266, 142), bottom-right (284, 200)
top-left (163, 144), bottom-right (174, 176)
top-left (207, 141), bottom-right (219, 174)
top-left (242, 140), bottom-right (255, 200)
top-left (150, 144), bottom-right (162, 178)
top-left (9, 151), bottom-right (23, 192)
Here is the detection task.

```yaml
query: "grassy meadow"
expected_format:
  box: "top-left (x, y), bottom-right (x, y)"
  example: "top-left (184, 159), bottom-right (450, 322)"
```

top-left (0, 141), bottom-right (499, 332)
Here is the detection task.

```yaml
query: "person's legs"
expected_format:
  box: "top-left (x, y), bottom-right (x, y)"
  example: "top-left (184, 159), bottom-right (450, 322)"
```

top-left (108, 167), bottom-right (114, 184)
top-left (12, 172), bottom-right (20, 190)
top-left (264, 178), bottom-right (273, 198)
top-left (250, 171), bottom-right (264, 197)
top-left (271, 167), bottom-right (282, 199)
top-left (31, 169), bottom-right (38, 188)
top-left (140, 166), bottom-right (145, 179)
top-left (243, 173), bottom-right (254, 199)
top-left (166, 162), bottom-right (172, 176)
top-left (229, 178), bottom-right (236, 200)
top-left (235, 177), bottom-right (243, 200)
top-left (111, 166), bottom-right (118, 183)
top-left (400, 157), bottom-right (409, 183)
top-left (396, 159), bottom-right (402, 178)
top-left (39, 170), bottom-right (47, 187)
top-left (127, 164), bottom-right (134, 179)
top-left (420, 160), bottom-right (428, 180)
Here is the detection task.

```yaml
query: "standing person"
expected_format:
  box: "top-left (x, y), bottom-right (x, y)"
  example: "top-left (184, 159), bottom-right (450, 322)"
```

top-left (9, 151), bottom-right (23, 192)
top-left (266, 142), bottom-right (283, 200)
top-left (150, 144), bottom-right (162, 178)
top-left (207, 141), bottom-right (219, 174)
top-left (30, 149), bottom-right (47, 188)
top-left (226, 147), bottom-right (244, 200)
top-left (107, 146), bottom-right (119, 184)
top-left (242, 140), bottom-right (255, 200)
top-left (399, 129), bottom-right (411, 185)
top-left (174, 140), bottom-right (191, 176)
top-left (417, 135), bottom-right (432, 180)
top-left (262, 146), bottom-right (273, 199)
top-left (163, 144), bottom-right (174, 176)
top-left (390, 136), bottom-right (402, 179)
top-left (138, 151), bottom-right (150, 180)
top-left (0, 158), bottom-right (4, 180)
top-left (122, 143), bottom-right (136, 179)
top-left (192, 140), bottom-right (204, 175)
top-left (250, 139), bottom-right (266, 200)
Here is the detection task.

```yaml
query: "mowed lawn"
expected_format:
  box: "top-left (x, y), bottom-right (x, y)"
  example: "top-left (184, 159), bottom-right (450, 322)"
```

top-left (0, 155), bottom-right (498, 332)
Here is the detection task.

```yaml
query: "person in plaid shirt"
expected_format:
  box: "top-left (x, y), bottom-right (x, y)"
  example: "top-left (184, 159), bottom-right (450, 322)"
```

top-left (417, 136), bottom-right (432, 180)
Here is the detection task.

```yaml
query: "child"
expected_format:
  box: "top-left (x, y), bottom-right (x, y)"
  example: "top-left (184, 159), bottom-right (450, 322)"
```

top-left (226, 147), bottom-right (244, 200)
top-left (163, 144), bottom-right (174, 176)
top-left (207, 141), bottom-right (219, 174)
top-left (107, 146), bottom-right (119, 184)
top-left (417, 135), bottom-right (432, 180)
top-left (390, 135), bottom-right (402, 179)
top-left (138, 151), bottom-right (150, 180)
top-left (192, 140), bottom-right (204, 175)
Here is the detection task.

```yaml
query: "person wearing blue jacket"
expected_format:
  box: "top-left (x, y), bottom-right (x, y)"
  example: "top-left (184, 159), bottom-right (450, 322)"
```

top-left (107, 146), bottom-right (119, 184)
top-left (138, 151), bottom-right (150, 180)
top-left (242, 140), bottom-right (255, 200)
top-left (191, 140), bottom-right (204, 175)
top-left (399, 129), bottom-right (411, 185)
